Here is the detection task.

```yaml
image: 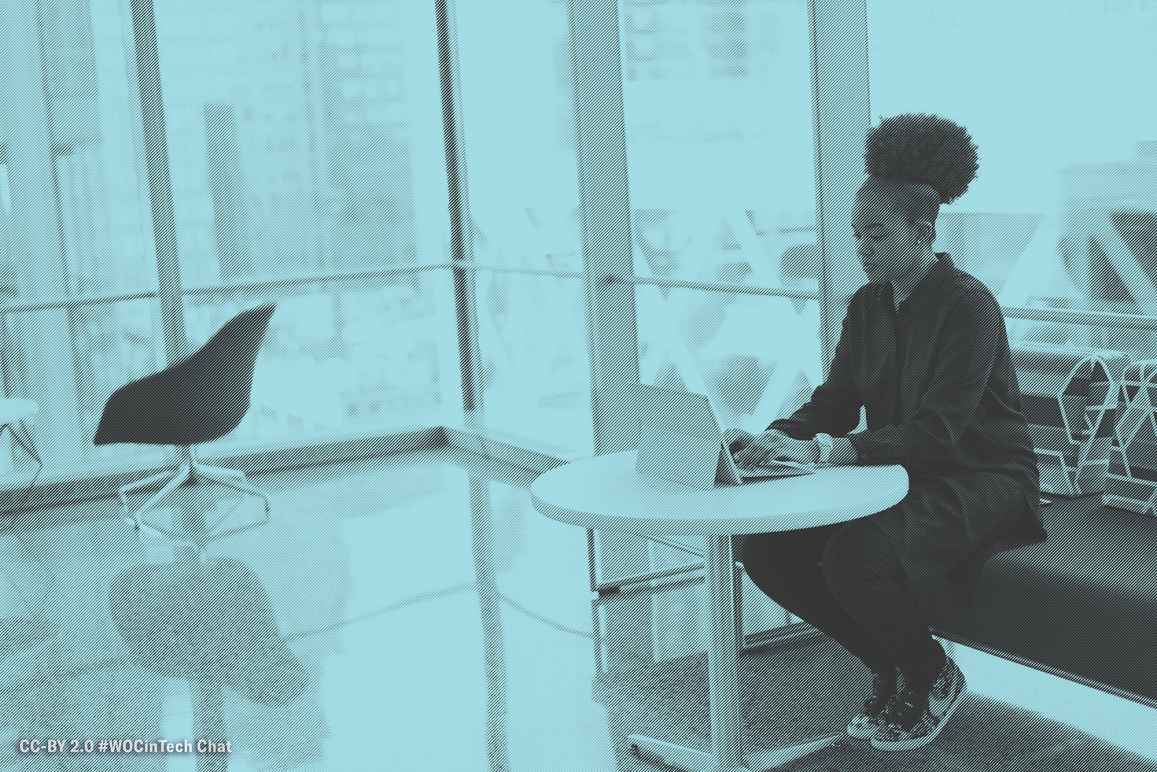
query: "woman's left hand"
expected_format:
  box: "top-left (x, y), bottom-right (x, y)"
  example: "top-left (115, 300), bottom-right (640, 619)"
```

top-left (734, 431), bottom-right (817, 466)
top-left (770, 437), bottom-right (818, 464)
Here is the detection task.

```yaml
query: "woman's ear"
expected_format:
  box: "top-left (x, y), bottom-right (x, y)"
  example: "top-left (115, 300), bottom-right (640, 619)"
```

top-left (916, 219), bottom-right (935, 245)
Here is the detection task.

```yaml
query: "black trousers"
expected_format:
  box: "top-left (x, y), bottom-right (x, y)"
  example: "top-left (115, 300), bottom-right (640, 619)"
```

top-left (739, 517), bottom-right (942, 683)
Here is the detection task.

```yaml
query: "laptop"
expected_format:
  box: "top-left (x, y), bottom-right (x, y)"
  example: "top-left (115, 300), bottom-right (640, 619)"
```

top-left (634, 384), bottom-right (816, 490)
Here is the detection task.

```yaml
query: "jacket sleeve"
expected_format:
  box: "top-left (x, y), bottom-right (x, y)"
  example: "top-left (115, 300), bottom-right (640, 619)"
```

top-left (766, 295), bottom-right (863, 440)
top-left (847, 291), bottom-right (1002, 473)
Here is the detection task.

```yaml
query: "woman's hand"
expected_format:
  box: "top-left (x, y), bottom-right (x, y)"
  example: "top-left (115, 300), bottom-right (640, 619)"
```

top-left (768, 437), bottom-right (819, 464)
top-left (722, 428), bottom-right (755, 454)
top-left (732, 429), bottom-right (817, 466)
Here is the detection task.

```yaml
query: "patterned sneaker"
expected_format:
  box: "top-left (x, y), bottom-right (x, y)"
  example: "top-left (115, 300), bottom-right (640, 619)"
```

top-left (846, 666), bottom-right (900, 739)
top-left (871, 654), bottom-right (967, 751)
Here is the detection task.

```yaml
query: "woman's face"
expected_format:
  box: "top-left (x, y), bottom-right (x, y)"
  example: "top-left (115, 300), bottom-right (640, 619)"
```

top-left (852, 188), bottom-right (930, 285)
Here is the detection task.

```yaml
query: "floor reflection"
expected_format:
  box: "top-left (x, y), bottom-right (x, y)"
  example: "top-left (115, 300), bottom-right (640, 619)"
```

top-left (466, 474), bottom-right (510, 771)
top-left (0, 449), bottom-right (618, 771)
top-left (109, 557), bottom-right (309, 708)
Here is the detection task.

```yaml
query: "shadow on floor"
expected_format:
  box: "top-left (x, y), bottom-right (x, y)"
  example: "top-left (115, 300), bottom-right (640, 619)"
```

top-left (593, 635), bottom-right (1156, 772)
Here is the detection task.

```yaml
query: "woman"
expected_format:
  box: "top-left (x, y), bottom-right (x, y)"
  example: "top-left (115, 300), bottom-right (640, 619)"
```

top-left (726, 113), bottom-right (1046, 752)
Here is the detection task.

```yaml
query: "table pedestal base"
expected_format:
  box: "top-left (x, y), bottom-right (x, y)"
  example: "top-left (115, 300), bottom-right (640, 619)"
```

top-left (623, 536), bottom-right (848, 771)
top-left (628, 731), bottom-right (846, 772)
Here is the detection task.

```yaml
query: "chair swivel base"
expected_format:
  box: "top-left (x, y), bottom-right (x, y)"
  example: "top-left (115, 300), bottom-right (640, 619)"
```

top-left (118, 459), bottom-right (271, 547)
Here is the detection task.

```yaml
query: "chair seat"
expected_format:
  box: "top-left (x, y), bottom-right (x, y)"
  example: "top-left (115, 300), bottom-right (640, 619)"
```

top-left (0, 399), bottom-right (38, 425)
top-left (932, 495), bottom-right (1157, 705)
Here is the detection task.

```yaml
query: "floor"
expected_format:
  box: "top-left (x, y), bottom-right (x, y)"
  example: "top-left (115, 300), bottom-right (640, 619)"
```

top-left (595, 632), bottom-right (1157, 772)
top-left (0, 447), bottom-right (1151, 771)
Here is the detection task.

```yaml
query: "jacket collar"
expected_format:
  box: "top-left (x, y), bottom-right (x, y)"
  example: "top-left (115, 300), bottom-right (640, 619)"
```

top-left (885, 251), bottom-right (954, 315)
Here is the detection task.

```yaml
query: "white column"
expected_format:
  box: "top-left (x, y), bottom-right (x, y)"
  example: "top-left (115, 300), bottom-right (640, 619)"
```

top-left (809, 0), bottom-right (871, 377)
top-left (567, 0), bottom-right (654, 669)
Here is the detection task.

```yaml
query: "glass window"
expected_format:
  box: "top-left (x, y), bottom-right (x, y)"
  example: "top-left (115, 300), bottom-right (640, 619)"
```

top-left (623, 0), bottom-right (822, 428)
top-left (473, 273), bottom-right (593, 457)
top-left (868, 0), bottom-right (1157, 359)
top-left (453, 1), bottom-right (594, 456)
top-left (622, 0), bottom-right (821, 649)
top-left (186, 272), bottom-right (460, 452)
top-left (152, 1), bottom-right (461, 445)
top-left (154, 0), bottom-right (446, 280)
top-left (0, 0), bottom-right (165, 475)
top-left (623, 0), bottom-right (818, 285)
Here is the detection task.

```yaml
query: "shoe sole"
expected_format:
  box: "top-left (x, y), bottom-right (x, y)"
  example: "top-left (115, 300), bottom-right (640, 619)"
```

top-left (847, 719), bottom-right (882, 740)
top-left (871, 671), bottom-right (967, 752)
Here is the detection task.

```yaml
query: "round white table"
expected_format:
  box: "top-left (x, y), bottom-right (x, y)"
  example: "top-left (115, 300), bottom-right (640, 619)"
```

top-left (531, 448), bottom-right (908, 772)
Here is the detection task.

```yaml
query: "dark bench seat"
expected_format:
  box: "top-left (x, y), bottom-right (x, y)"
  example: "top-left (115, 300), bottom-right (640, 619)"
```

top-left (930, 494), bottom-right (1157, 707)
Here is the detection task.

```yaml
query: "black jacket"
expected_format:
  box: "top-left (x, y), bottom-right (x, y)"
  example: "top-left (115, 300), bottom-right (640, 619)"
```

top-left (768, 253), bottom-right (1047, 607)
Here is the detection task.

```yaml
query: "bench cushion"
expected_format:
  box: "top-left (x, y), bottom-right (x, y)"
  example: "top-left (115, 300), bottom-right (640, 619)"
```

top-left (931, 494), bottom-right (1157, 706)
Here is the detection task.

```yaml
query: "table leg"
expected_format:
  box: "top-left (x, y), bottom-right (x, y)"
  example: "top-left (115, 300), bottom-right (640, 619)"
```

top-left (706, 534), bottom-right (745, 767)
top-left (627, 535), bottom-right (845, 772)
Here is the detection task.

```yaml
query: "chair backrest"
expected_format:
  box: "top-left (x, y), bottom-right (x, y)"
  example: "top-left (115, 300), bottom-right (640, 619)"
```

top-left (94, 303), bottom-right (277, 447)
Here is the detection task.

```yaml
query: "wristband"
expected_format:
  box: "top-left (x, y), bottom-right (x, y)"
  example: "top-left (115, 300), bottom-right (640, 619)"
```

top-left (813, 432), bottom-right (833, 465)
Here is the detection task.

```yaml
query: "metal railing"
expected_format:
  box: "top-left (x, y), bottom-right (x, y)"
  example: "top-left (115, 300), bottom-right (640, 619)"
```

top-left (7, 259), bottom-right (1157, 335)
top-left (0, 262), bottom-right (457, 316)
top-left (450, 260), bottom-right (585, 280)
top-left (606, 272), bottom-right (820, 300)
top-left (1002, 303), bottom-right (1157, 332)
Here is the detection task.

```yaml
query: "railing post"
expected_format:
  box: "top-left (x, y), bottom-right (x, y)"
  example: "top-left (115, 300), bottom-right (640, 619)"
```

top-left (434, 0), bottom-right (486, 431)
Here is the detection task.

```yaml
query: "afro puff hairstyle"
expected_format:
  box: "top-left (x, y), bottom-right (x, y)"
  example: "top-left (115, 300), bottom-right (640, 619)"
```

top-left (864, 113), bottom-right (979, 204)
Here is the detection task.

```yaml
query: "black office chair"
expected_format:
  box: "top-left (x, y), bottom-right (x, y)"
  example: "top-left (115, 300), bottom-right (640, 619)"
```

top-left (94, 303), bottom-right (276, 546)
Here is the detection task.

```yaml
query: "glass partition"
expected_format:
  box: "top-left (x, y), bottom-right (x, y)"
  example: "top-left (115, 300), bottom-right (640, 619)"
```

top-left (453, 1), bottom-right (594, 456)
top-left (150, 1), bottom-right (460, 445)
top-left (622, 0), bottom-right (818, 287)
top-left (0, 0), bottom-right (161, 474)
top-left (620, 0), bottom-right (824, 654)
top-left (184, 270), bottom-right (462, 454)
top-left (868, 0), bottom-right (1157, 359)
